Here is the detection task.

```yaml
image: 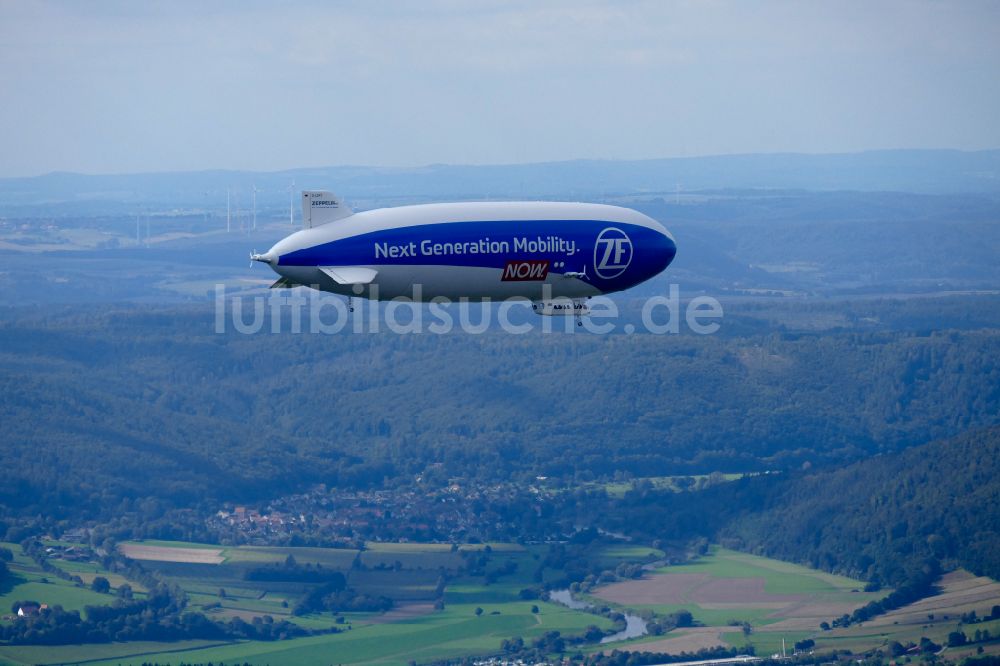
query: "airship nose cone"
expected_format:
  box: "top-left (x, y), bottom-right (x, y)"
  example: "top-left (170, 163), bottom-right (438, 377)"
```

top-left (251, 250), bottom-right (277, 266)
top-left (660, 231), bottom-right (677, 269)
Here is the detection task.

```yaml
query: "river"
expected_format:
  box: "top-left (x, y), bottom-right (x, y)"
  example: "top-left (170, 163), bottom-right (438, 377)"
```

top-left (548, 589), bottom-right (648, 643)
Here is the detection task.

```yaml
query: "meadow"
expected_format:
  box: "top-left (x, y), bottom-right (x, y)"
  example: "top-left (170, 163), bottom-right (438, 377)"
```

top-left (0, 539), bottom-right (622, 665)
top-left (3, 541), bottom-right (998, 665)
top-left (0, 601), bottom-right (603, 666)
top-left (817, 570), bottom-right (1000, 657)
top-left (588, 547), bottom-right (887, 655)
top-left (0, 542), bottom-right (115, 619)
top-left (587, 548), bottom-right (1000, 660)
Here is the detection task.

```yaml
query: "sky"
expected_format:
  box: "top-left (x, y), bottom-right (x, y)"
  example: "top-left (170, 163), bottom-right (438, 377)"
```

top-left (1, 0), bottom-right (999, 177)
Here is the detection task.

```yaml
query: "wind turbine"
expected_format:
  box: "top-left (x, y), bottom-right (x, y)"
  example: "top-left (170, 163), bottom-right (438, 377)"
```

top-left (287, 180), bottom-right (296, 226)
top-left (251, 185), bottom-right (258, 231)
top-left (235, 190), bottom-right (243, 233)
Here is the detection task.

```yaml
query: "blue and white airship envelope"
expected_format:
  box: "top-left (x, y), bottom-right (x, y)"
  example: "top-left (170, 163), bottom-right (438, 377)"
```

top-left (253, 191), bottom-right (676, 317)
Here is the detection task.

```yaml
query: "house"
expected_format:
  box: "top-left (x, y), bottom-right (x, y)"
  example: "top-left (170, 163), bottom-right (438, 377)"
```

top-left (17, 604), bottom-right (41, 617)
top-left (61, 528), bottom-right (88, 543)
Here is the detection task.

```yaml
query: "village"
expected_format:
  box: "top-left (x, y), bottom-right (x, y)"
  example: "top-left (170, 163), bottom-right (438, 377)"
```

top-left (205, 478), bottom-right (557, 546)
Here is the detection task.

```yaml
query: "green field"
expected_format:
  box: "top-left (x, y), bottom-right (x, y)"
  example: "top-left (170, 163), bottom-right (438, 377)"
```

top-left (816, 619), bottom-right (1000, 658)
top-left (0, 539), bottom-right (627, 665)
top-left (0, 583), bottom-right (609, 665)
top-left (10, 540), bottom-right (992, 665)
top-left (131, 540), bottom-right (518, 571)
top-left (649, 547), bottom-right (870, 592)
top-left (46, 559), bottom-right (145, 594)
top-left (813, 570), bottom-right (1000, 656)
top-left (47, 601), bottom-right (602, 666)
top-left (584, 547), bottom-right (887, 655)
top-left (126, 539), bottom-right (223, 550)
top-left (598, 474), bottom-right (744, 499)
top-left (592, 543), bottom-right (664, 566)
top-left (581, 549), bottom-right (1000, 660)
top-left (0, 542), bottom-right (118, 620)
top-left (0, 640), bottom-right (232, 666)
top-left (222, 544), bottom-right (359, 566)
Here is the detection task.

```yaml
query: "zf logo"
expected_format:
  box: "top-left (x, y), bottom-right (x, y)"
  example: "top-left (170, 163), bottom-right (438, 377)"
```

top-left (594, 227), bottom-right (633, 279)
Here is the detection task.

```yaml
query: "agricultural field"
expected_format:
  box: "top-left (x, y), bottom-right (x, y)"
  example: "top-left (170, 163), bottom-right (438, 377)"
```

top-left (589, 546), bottom-right (888, 655)
top-left (118, 540), bottom-right (517, 618)
top-left (594, 474), bottom-right (744, 499)
top-left (0, 541), bottom-right (119, 622)
top-left (587, 548), bottom-right (1000, 659)
top-left (0, 539), bottom-right (624, 665)
top-left (0, 600), bottom-right (601, 666)
top-left (816, 570), bottom-right (1000, 657)
top-left (71, 600), bottom-right (603, 666)
top-left (591, 544), bottom-right (664, 567)
top-left (45, 559), bottom-right (145, 595)
top-left (118, 543), bottom-right (225, 564)
top-left (6, 540), bottom-right (996, 665)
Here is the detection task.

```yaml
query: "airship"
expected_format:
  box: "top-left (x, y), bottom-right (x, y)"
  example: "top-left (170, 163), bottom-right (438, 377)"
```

top-left (252, 191), bottom-right (676, 317)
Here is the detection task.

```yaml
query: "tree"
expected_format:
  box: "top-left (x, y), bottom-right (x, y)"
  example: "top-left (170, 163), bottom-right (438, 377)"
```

top-left (474, 607), bottom-right (483, 616)
top-left (502, 636), bottom-right (524, 653)
top-left (90, 576), bottom-right (110, 594)
top-left (920, 636), bottom-right (941, 653)
top-left (11, 600), bottom-right (39, 613)
top-left (948, 631), bottom-right (968, 647)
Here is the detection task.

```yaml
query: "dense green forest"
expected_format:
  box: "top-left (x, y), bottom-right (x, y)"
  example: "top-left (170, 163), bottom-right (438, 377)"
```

top-left (599, 425), bottom-right (1000, 585)
top-left (722, 425), bottom-right (1000, 583)
top-left (1, 300), bottom-right (999, 530)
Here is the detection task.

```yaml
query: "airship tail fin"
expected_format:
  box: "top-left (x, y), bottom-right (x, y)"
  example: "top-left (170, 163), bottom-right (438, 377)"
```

top-left (302, 191), bottom-right (354, 229)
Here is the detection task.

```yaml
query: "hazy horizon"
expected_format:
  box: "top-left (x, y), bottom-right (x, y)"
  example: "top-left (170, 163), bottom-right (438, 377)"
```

top-left (2, 147), bottom-right (999, 181)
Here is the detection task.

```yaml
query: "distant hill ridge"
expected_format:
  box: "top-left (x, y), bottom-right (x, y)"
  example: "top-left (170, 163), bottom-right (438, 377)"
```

top-left (2, 150), bottom-right (1000, 213)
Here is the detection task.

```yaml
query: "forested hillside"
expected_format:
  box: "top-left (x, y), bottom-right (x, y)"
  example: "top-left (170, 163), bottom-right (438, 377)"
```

top-left (1, 302), bottom-right (999, 530)
top-left (722, 425), bottom-right (1000, 584)
top-left (602, 425), bottom-right (1000, 587)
